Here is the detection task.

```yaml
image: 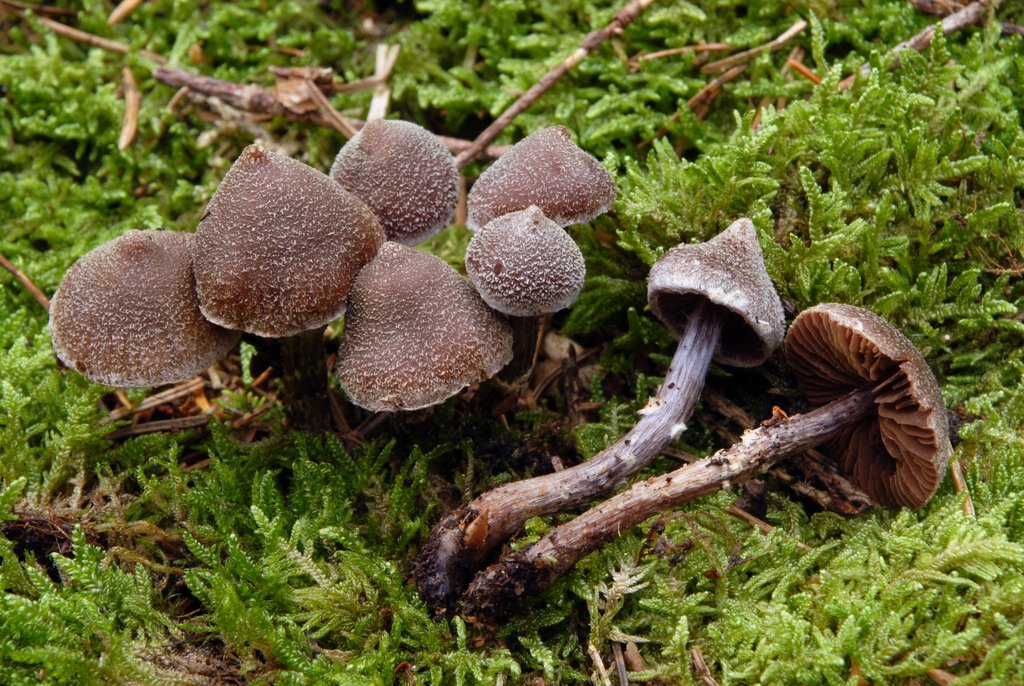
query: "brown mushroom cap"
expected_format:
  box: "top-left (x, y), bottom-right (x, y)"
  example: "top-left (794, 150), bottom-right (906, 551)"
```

top-left (466, 126), bottom-right (617, 231)
top-left (193, 145), bottom-right (385, 338)
top-left (647, 218), bottom-right (784, 367)
top-left (786, 303), bottom-right (952, 509)
top-left (337, 242), bottom-right (513, 412)
top-left (464, 206), bottom-right (585, 317)
top-left (330, 120), bottom-right (459, 246)
top-left (49, 229), bottom-right (241, 387)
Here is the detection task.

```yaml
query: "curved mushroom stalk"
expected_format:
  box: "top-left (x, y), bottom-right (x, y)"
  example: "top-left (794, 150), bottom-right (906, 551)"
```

top-left (192, 145), bottom-right (385, 433)
top-left (415, 218), bottom-right (785, 612)
top-left (459, 303), bottom-right (952, 621)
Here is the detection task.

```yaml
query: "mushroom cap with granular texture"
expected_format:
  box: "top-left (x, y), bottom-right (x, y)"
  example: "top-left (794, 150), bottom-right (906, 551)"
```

top-left (647, 218), bottom-right (785, 367)
top-left (337, 242), bottom-right (513, 412)
top-left (193, 145), bottom-right (385, 338)
top-left (786, 303), bottom-right (951, 509)
top-left (49, 229), bottom-right (241, 388)
top-left (330, 120), bottom-right (459, 246)
top-left (466, 126), bottom-right (617, 231)
top-left (464, 206), bottom-right (585, 317)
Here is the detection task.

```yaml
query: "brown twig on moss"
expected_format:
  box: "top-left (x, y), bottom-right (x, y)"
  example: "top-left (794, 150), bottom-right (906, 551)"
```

top-left (639, 63), bottom-right (747, 148)
top-left (452, 0), bottom-right (662, 169)
top-left (0, 0), bottom-right (166, 62)
top-left (152, 67), bottom-right (510, 160)
top-left (839, 0), bottom-right (990, 89)
top-left (640, 42), bottom-right (733, 61)
top-left (1, 0), bottom-right (76, 16)
top-left (700, 20), bottom-right (807, 75)
top-left (787, 58), bottom-right (821, 85)
top-left (118, 67), bottom-right (140, 150)
top-left (107, 0), bottom-right (144, 25)
top-left (0, 252), bottom-right (50, 310)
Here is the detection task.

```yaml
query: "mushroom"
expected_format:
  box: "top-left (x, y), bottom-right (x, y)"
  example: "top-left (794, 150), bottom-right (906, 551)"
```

top-left (466, 125), bottom-right (617, 232)
top-left (336, 242), bottom-right (513, 412)
top-left (464, 205), bottom-right (586, 389)
top-left (458, 303), bottom-right (952, 621)
top-left (415, 217), bottom-right (785, 611)
top-left (330, 119), bottom-right (460, 246)
top-left (49, 229), bottom-right (240, 388)
top-left (192, 144), bottom-right (385, 431)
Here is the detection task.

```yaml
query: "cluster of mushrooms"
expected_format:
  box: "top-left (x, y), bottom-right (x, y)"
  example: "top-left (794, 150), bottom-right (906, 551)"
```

top-left (48, 120), bottom-right (953, 621)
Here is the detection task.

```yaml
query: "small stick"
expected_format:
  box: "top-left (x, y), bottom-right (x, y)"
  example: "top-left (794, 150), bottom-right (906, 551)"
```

top-left (640, 64), bottom-right (746, 147)
top-left (950, 458), bottom-right (976, 517)
top-left (367, 43), bottom-right (401, 122)
top-left (105, 415), bottom-right (209, 440)
top-left (0, 1), bottom-right (166, 63)
top-left (2, 0), bottom-right (76, 16)
top-left (641, 43), bottom-right (733, 61)
top-left (612, 643), bottom-right (629, 686)
top-left (726, 504), bottom-right (810, 550)
top-left (701, 20), bottom-right (807, 74)
top-left (152, 68), bottom-right (510, 160)
top-left (166, 85), bottom-right (190, 112)
top-left (839, 0), bottom-right (989, 89)
top-left (0, 252), bottom-right (50, 310)
top-left (118, 67), bottom-right (140, 150)
top-left (231, 402), bottom-right (273, 430)
top-left (107, 0), bottom-right (144, 25)
top-left (303, 79), bottom-right (358, 138)
top-left (98, 378), bottom-right (206, 425)
top-left (1004, 23), bottom-right (1024, 37)
top-left (787, 58), bottom-right (821, 84)
top-left (588, 645), bottom-right (612, 686)
top-left (691, 645), bottom-right (720, 686)
top-left (453, 0), bottom-right (662, 169)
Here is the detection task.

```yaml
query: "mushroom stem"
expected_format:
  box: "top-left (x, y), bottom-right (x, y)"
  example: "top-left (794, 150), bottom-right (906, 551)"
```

top-left (278, 326), bottom-right (332, 433)
top-left (415, 298), bottom-right (725, 611)
top-left (496, 315), bottom-right (543, 391)
top-left (460, 378), bottom-right (886, 620)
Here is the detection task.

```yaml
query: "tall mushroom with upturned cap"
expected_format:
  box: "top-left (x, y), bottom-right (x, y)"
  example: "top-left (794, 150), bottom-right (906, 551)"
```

top-left (193, 145), bottom-right (385, 431)
top-left (330, 119), bottom-right (460, 246)
top-left (336, 242), bottom-right (513, 412)
top-left (458, 304), bottom-right (953, 621)
top-left (50, 229), bottom-right (240, 387)
top-left (466, 125), bottom-right (617, 232)
top-left (415, 217), bottom-right (785, 612)
top-left (464, 205), bottom-right (586, 389)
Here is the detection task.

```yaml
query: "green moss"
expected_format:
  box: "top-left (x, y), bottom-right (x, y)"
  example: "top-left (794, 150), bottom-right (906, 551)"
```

top-left (2, 0), bottom-right (1024, 683)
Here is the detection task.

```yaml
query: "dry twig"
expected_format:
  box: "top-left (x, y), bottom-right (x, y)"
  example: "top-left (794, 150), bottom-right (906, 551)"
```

top-left (641, 42), bottom-right (733, 61)
top-left (701, 20), bottom-right (807, 74)
top-left (118, 67), bottom-right (140, 151)
top-left (839, 0), bottom-right (990, 88)
top-left (0, 1), bottom-right (166, 63)
top-left (0, 252), bottom-right (50, 310)
top-left (787, 58), bottom-right (821, 85)
top-left (98, 378), bottom-right (207, 425)
top-left (367, 43), bottom-right (401, 121)
top-left (107, 0), bottom-right (144, 25)
top-left (691, 645), bottom-right (720, 686)
top-left (2, 0), bottom-right (76, 16)
top-left (452, 0), bottom-right (662, 169)
top-left (153, 68), bottom-right (510, 160)
top-left (588, 645), bottom-right (613, 686)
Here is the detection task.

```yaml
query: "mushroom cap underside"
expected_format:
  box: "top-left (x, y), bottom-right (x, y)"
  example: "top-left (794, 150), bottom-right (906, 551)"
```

top-left (465, 206), bottom-right (585, 316)
top-left (193, 145), bottom-right (385, 338)
top-left (466, 125), bottom-right (616, 231)
top-left (49, 229), bottom-right (241, 388)
top-left (337, 242), bottom-right (513, 412)
top-left (786, 303), bottom-right (951, 509)
top-left (647, 218), bottom-right (785, 367)
top-left (330, 119), bottom-right (459, 246)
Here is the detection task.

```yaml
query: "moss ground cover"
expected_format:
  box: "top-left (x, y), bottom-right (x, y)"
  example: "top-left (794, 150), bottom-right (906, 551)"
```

top-left (1, 0), bottom-right (1023, 683)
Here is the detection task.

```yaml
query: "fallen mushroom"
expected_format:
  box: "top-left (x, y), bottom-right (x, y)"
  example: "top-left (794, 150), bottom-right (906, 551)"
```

top-left (458, 303), bottom-right (952, 621)
top-left (464, 205), bottom-right (586, 390)
top-left (330, 119), bottom-right (460, 246)
top-left (414, 218), bottom-right (785, 611)
top-left (192, 145), bottom-right (385, 432)
top-left (336, 242), bottom-right (513, 412)
top-left (466, 125), bottom-right (617, 231)
top-left (49, 229), bottom-right (240, 388)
